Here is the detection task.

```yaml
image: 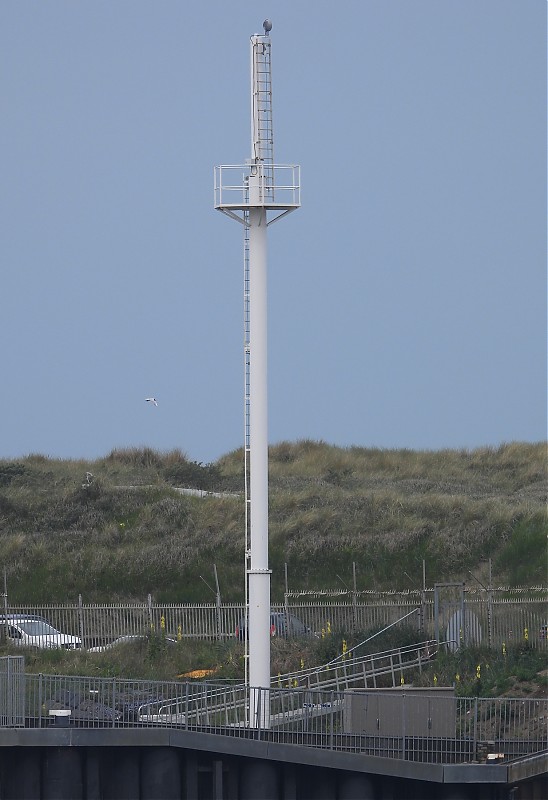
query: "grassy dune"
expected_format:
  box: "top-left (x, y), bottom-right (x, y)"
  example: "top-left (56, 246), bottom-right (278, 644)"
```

top-left (0, 441), bottom-right (545, 603)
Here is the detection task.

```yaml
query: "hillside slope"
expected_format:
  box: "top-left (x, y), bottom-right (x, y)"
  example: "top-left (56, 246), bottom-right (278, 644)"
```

top-left (0, 441), bottom-right (545, 602)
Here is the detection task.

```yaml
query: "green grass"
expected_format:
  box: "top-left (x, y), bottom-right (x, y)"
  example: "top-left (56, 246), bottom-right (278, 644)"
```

top-left (2, 628), bottom-right (545, 701)
top-left (0, 442), bottom-right (545, 602)
top-left (0, 634), bottom-right (238, 683)
top-left (411, 642), bottom-right (548, 698)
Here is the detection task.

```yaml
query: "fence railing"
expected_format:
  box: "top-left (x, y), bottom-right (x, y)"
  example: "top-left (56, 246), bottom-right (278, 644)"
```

top-left (1, 588), bottom-right (546, 648)
top-left (0, 656), bottom-right (25, 727)
top-left (5, 670), bottom-right (546, 765)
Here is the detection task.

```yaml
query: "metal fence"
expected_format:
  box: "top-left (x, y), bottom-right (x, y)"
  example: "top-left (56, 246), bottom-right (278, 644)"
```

top-left (10, 671), bottom-right (548, 765)
top-left (0, 656), bottom-right (25, 727)
top-left (1, 587), bottom-right (546, 649)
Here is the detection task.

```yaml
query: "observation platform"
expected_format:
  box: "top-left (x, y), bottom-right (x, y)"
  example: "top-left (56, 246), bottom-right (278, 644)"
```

top-left (214, 163), bottom-right (300, 224)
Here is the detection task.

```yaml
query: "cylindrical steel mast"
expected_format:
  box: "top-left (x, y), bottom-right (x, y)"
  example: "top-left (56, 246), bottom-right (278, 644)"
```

top-left (214, 21), bottom-right (300, 728)
top-left (247, 26), bottom-right (273, 724)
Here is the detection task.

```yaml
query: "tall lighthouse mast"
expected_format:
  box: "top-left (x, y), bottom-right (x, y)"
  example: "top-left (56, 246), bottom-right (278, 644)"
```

top-left (214, 21), bottom-right (300, 726)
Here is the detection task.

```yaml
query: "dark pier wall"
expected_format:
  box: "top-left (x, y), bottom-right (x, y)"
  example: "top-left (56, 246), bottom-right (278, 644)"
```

top-left (0, 744), bottom-right (534, 800)
top-left (0, 728), bottom-right (544, 800)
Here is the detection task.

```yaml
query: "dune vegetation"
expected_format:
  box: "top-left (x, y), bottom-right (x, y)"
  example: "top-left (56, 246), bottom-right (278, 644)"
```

top-left (0, 441), bottom-right (545, 604)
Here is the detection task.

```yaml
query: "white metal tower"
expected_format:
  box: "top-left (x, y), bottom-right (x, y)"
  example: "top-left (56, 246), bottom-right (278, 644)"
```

top-left (214, 21), bottom-right (300, 728)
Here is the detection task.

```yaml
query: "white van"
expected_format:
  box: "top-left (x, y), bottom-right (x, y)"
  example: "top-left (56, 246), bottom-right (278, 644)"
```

top-left (1, 615), bottom-right (81, 650)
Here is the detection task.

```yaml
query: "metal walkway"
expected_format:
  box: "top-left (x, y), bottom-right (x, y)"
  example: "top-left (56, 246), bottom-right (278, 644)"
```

top-left (273, 639), bottom-right (438, 691)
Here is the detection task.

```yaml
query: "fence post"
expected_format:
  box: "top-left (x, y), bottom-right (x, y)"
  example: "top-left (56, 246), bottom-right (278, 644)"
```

top-left (473, 697), bottom-right (478, 760)
top-left (420, 560), bottom-right (426, 633)
top-left (5, 656), bottom-right (13, 727)
top-left (352, 562), bottom-right (358, 632)
top-left (284, 564), bottom-right (290, 634)
top-left (38, 673), bottom-right (43, 729)
top-left (487, 559), bottom-right (493, 649)
top-left (329, 691), bottom-right (334, 750)
top-left (147, 594), bottom-right (153, 630)
top-left (2, 569), bottom-right (8, 642)
top-left (213, 564), bottom-right (222, 641)
top-left (402, 692), bottom-right (406, 761)
top-left (434, 587), bottom-right (440, 643)
top-left (78, 594), bottom-right (84, 648)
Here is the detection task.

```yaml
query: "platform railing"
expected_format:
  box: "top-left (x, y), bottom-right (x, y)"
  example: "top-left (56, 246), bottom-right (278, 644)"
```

top-left (214, 164), bottom-right (300, 209)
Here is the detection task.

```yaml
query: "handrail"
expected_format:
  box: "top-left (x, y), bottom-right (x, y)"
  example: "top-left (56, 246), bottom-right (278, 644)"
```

top-left (2, 667), bottom-right (546, 765)
top-left (274, 640), bottom-right (438, 690)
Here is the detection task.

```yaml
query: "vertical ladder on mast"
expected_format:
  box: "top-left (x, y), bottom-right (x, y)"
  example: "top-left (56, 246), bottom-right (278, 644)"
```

top-left (243, 200), bottom-right (251, 565)
top-left (243, 195), bottom-right (251, 693)
top-left (243, 28), bottom-right (273, 572)
top-left (243, 34), bottom-right (273, 695)
top-left (251, 35), bottom-right (274, 196)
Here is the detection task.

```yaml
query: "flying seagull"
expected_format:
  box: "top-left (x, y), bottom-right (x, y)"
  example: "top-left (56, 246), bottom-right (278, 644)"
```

top-left (145, 397), bottom-right (158, 407)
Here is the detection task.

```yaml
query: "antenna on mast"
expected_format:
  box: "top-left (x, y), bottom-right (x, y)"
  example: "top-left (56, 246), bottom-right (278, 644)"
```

top-left (214, 23), bottom-right (300, 730)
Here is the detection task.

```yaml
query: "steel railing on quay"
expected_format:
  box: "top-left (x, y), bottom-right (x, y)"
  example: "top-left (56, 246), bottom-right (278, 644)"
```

top-left (9, 672), bottom-right (546, 765)
top-left (0, 656), bottom-right (25, 727)
top-left (22, 672), bottom-right (247, 729)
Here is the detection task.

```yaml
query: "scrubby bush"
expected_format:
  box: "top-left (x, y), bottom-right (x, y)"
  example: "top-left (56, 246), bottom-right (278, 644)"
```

top-left (0, 462), bottom-right (26, 486)
top-left (164, 460), bottom-right (222, 491)
top-left (495, 513), bottom-right (547, 586)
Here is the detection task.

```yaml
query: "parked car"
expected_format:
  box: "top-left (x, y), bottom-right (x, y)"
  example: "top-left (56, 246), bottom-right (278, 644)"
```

top-left (0, 615), bottom-right (81, 650)
top-left (236, 612), bottom-right (312, 641)
top-left (89, 634), bottom-right (178, 653)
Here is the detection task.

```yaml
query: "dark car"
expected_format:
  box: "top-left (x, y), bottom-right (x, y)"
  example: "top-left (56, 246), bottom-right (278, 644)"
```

top-left (236, 612), bottom-right (312, 641)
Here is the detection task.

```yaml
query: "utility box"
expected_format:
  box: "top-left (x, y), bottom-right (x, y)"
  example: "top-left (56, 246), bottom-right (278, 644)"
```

top-left (343, 687), bottom-right (456, 738)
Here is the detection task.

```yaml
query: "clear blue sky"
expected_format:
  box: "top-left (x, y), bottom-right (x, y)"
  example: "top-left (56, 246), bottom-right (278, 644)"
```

top-left (1, 1), bottom-right (546, 464)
